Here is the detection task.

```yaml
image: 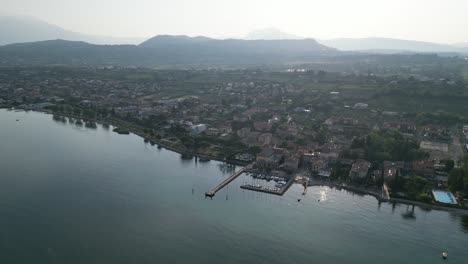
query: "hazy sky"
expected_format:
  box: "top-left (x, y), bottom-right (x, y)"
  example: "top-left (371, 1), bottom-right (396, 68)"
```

top-left (2, 0), bottom-right (468, 43)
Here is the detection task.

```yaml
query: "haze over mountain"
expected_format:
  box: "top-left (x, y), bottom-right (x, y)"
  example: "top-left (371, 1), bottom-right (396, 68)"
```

top-left (2, 14), bottom-right (467, 55)
top-left (452, 43), bottom-right (468, 48)
top-left (140, 35), bottom-right (332, 53)
top-left (243, 28), bottom-right (468, 53)
top-left (0, 36), bottom-right (337, 67)
top-left (245, 28), bottom-right (303, 40)
top-left (319, 37), bottom-right (467, 53)
top-left (0, 15), bottom-right (145, 46)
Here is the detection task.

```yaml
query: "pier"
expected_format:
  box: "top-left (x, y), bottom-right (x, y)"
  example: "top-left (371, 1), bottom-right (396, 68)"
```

top-left (382, 183), bottom-right (390, 201)
top-left (301, 177), bottom-right (310, 195)
top-left (205, 167), bottom-right (247, 198)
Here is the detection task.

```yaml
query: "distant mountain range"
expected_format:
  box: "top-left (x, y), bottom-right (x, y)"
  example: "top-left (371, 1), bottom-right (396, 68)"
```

top-left (0, 16), bottom-right (467, 67)
top-left (0, 15), bottom-right (145, 45)
top-left (1, 15), bottom-right (467, 55)
top-left (318, 37), bottom-right (468, 53)
top-left (140, 35), bottom-right (334, 53)
top-left (0, 36), bottom-right (337, 66)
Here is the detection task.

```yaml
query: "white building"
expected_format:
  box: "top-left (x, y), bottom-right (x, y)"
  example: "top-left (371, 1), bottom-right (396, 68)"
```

top-left (354, 103), bottom-right (368, 110)
top-left (191, 124), bottom-right (207, 136)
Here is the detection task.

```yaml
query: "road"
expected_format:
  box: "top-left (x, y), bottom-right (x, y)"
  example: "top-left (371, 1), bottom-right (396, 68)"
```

top-left (450, 134), bottom-right (463, 165)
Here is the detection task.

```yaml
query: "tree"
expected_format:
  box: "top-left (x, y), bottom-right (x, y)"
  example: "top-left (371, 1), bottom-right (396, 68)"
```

top-left (73, 108), bottom-right (82, 116)
top-left (245, 98), bottom-right (253, 108)
top-left (404, 176), bottom-right (429, 197)
top-left (315, 128), bottom-right (327, 144)
top-left (279, 141), bottom-right (288, 148)
top-left (417, 193), bottom-right (432, 203)
top-left (83, 109), bottom-right (95, 118)
top-left (364, 130), bottom-right (427, 162)
top-left (392, 172), bottom-right (406, 191)
top-left (317, 70), bottom-right (327, 79)
top-left (448, 168), bottom-right (465, 192)
top-left (249, 146), bottom-right (262, 155)
top-left (443, 159), bottom-right (455, 172)
top-left (198, 141), bottom-right (210, 149)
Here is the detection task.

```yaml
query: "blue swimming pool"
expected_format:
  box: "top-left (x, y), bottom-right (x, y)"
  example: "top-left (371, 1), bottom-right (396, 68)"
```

top-left (432, 190), bottom-right (457, 204)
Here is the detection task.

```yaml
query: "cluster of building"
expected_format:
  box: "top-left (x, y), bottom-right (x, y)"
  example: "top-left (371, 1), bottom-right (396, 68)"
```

top-left (464, 125), bottom-right (468, 150)
top-left (1, 68), bottom-right (463, 189)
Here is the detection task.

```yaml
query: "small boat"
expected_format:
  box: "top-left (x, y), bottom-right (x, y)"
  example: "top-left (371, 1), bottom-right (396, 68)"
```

top-left (16, 119), bottom-right (19, 121)
top-left (442, 252), bottom-right (448, 259)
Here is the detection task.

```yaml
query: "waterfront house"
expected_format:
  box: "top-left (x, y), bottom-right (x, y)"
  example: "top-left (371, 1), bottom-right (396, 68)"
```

top-left (349, 159), bottom-right (371, 182)
top-left (411, 160), bottom-right (435, 178)
top-left (383, 161), bottom-right (402, 184)
top-left (310, 158), bottom-right (328, 175)
top-left (256, 148), bottom-right (283, 170)
top-left (283, 156), bottom-right (299, 173)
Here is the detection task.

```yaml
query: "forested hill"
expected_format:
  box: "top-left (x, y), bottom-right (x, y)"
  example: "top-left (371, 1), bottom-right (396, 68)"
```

top-left (0, 36), bottom-right (338, 67)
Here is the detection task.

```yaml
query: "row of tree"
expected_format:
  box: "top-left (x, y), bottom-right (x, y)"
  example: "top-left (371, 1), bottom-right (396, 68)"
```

top-left (448, 154), bottom-right (468, 195)
top-left (351, 130), bottom-right (428, 162)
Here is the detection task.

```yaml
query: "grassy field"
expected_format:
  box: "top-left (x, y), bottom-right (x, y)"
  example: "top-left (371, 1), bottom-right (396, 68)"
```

top-left (124, 73), bottom-right (154, 80)
top-left (368, 95), bottom-right (468, 115)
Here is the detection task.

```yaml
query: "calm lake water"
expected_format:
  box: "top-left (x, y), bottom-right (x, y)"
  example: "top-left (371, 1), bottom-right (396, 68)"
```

top-left (1, 109), bottom-right (467, 264)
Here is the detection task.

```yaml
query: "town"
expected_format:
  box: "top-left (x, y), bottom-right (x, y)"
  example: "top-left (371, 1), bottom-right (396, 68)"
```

top-left (1, 65), bottom-right (467, 209)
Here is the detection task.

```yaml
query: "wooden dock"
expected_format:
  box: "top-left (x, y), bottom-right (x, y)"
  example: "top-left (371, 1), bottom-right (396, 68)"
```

top-left (205, 167), bottom-right (246, 197)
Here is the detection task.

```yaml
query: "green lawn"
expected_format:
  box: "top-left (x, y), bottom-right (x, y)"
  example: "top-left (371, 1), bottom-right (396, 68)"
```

top-left (368, 95), bottom-right (468, 115)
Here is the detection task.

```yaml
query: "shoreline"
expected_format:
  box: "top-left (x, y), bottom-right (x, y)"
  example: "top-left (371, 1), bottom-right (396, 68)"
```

top-left (9, 108), bottom-right (468, 214)
top-left (308, 180), bottom-right (388, 202)
top-left (35, 109), bottom-right (249, 166)
top-left (308, 179), bottom-right (468, 215)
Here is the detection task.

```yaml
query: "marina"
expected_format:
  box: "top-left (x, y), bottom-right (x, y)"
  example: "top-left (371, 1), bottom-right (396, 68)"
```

top-left (240, 176), bottom-right (295, 196)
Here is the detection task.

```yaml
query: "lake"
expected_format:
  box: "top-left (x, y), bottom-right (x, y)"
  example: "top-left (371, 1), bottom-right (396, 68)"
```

top-left (0, 109), bottom-right (467, 264)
